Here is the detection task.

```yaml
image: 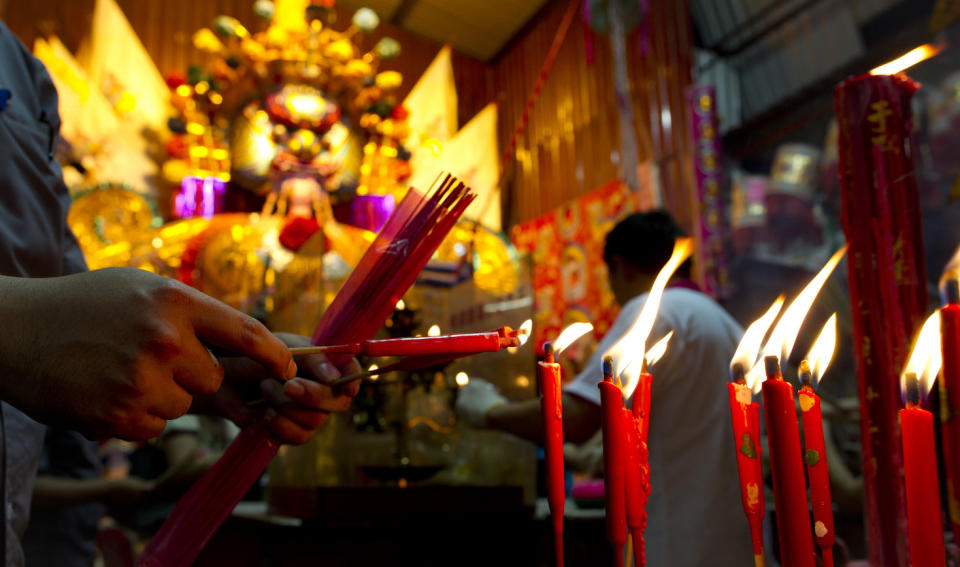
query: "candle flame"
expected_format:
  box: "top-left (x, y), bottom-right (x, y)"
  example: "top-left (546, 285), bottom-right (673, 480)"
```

top-left (396, 299), bottom-right (406, 310)
top-left (645, 331), bottom-right (673, 367)
top-left (940, 244), bottom-right (960, 301)
top-left (551, 322), bottom-right (594, 355)
top-left (455, 371), bottom-right (469, 386)
top-left (901, 310), bottom-right (942, 402)
top-left (516, 319), bottom-right (533, 346)
top-left (731, 296), bottom-right (785, 378)
top-left (746, 360), bottom-right (765, 394)
top-left (427, 324), bottom-right (441, 337)
top-left (806, 313), bottom-right (837, 388)
top-left (762, 246), bottom-right (846, 364)
top-left (603, 237), bottom-right (694, 398)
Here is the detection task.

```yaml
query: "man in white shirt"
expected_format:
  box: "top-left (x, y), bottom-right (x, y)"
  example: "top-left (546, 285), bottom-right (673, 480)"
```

top-left (458, 210), bottom-right (753, 566)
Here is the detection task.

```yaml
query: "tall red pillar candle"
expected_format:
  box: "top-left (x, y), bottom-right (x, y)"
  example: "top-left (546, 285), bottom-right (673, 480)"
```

top-left (835, 73), bottom-right (926, 565)
top-left (728, 364), bottom-right (765, 566)
top-left (901, 372), bottom-right (947, 567)
top-left (798, 362), bottom-right (834, 567)
top-left (600, 356), bottom-right (627, 567)
top-left (625, 371), bottom-right (652, 566)
top-left (761, 356), bottom-right (815, 567)
top-left (939, 280), bottom-right (960, 542)
top-left (539, 344), bottom-right (565, 567)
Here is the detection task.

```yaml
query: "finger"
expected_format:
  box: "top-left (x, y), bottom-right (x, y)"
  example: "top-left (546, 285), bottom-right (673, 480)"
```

top-left (261, 380), bottom-right (333, 429)
top-left (264, 408), bottom-right (326, 445)
top-left (185, 291), bottom-right (296, 381)
top-left (121, 413), bottom-right (169, 442)
top-left (295, 354), bottom-right (341, 385)
top-left (172, 338), bottom-right (225, 396)
top-left (283, 378), bottom-right (353, 412)
top-left (147, 381), bottom-right (195, 421)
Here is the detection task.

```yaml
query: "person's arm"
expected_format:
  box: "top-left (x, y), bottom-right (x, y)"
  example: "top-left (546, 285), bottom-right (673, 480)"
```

top-left (485, 392), bottom-right (600, 445)
top-left (30, 476), bottom-right (155, 512)
top-left (0, 268), bottom-right (296, 441)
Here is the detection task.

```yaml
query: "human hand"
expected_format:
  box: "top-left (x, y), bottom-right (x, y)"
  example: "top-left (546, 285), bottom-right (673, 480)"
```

top-left (196, 333), bottom-right (362, 445)
top-left (455, 378), bottom-right (506, 428)
top-left (0, 268), bottom-right (295, 440)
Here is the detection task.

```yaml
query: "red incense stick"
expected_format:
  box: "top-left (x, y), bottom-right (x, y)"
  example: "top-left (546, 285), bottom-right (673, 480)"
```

top-left (140, 174), bottom-right (475, 567)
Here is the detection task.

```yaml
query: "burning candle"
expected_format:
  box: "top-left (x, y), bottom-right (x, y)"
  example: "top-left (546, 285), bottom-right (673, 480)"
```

top-left (901, 311), bottom-right (946, 567)
top-left (600, 356), bottom-right (628, 567)
top-left (762, 356), bottom-right (816, 567)
top-left (755, 247), bottom-right (844, 567)
top-left (798, 314), bottom-right (838, 567)
top-left (599, 237), bottom-right (693, 567)
top-left (729, 297), bottom-right (784, 567)
top-left (938, 250), bottom-right (960, 542)
top-left (622, 331), bottom-right (672, 567)
top-left (539, 322), bottom-right (594, 567)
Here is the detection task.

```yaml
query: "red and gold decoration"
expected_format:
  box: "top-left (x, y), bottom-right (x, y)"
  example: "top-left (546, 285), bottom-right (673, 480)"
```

top-left (729, 296), bottom-right (783, 567)
top-left (512, 180), bottom-right (642, 347)
top-left (798, 315), bottom-right (838, 567)
top-left (834, 73), bottom-right (929, 566)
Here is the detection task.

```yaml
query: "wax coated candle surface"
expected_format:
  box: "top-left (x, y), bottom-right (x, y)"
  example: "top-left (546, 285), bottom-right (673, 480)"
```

top-left (901, 407), bottom-right (947, 567)
top-left (728, 382), bottom-right (765, 559)
top-left (625, 371), bottom-right (652, 567)
top-left (762, 378), bottom-right (815, 567)
top-left (538, 360), bottom-right (565, 567)
top-left (362, 332), bottom-right (502, 356)
top-left (940, 303), bottom-right (960, 541)
top-left (799, 387), bottom-right (835, 561)
top-left (599, 380), bottom-right (628, 562)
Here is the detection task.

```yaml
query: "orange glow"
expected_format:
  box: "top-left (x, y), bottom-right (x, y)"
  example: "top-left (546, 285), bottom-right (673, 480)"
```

top-left (901, 311), bottom-right (942, 400)
top-left (731, 295), bottom-right (784, 378)
top-left (551, 322), bottom-right (594, 355)
top-left (605, 237), bottom-right (694, 397)
top-left (644, 331), bottom-right (673, 367)
top-left (762, 246), bottom-right (846, 363)
top-left (516, 319), bottom-right (533, 346)
top-left (806, 313), bottom-right (837, 388)
top-left (870, 43), bottom-right (944, 75)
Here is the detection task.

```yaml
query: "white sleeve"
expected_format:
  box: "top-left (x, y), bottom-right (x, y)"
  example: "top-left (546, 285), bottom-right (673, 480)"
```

top-left (562, 296), bottom-right (646, 406)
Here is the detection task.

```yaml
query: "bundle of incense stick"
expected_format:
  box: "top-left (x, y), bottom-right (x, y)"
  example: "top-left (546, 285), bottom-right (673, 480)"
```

top-left (139, 174), bottom-right (475, 567)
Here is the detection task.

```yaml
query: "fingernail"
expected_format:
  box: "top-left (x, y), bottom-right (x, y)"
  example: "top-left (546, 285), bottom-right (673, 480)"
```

top-left (284, 380), bottom-right (305, 397)
top-left (318, 362), bottom-right (339, 380)
top-left (286, 358), bottom-right (298, 380)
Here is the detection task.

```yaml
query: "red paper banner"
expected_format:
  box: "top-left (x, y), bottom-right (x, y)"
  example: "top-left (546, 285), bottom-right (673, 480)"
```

top-left (511, 180), bottom-right (639, 351)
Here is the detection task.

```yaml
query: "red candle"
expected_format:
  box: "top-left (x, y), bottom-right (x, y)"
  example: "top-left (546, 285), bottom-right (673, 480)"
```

top-left (761, 355), bottom-right (816, 567)
top-left (901, 372), bottom-right (947, 567)
top-left (600, 356), bottom-right (628, 567)
top-left (625, 371), bottom-right (652, 566)
top-left (727, 371), bottom-right (765, 566)
top-left (539, 344), bottom-right (565, 567)
top-left (798, 366), bottom-right (834, 567)
top-left (939, 279), bottom-right (960, 542)
top-left (362, 330), bottom-right (505, 356)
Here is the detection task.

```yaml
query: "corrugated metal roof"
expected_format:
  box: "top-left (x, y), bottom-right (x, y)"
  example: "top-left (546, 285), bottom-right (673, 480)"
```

top-left (691, 0), bottom-right (900, 132)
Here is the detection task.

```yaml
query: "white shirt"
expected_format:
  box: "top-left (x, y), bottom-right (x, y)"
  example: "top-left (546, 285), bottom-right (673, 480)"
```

top-left (565, 288), bottom-right (754, 566)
